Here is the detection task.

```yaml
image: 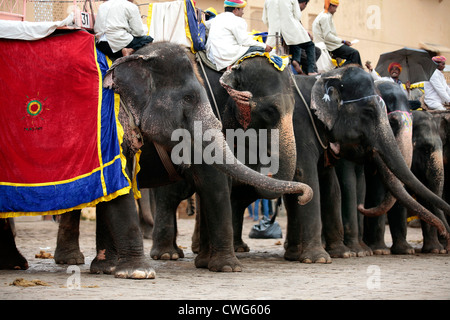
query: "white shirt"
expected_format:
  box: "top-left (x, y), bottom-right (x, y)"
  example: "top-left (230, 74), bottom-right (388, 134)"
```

top-left (94, 0), bottom-right (146, 53)
top-left (262, 0), bottom-right (310, 47)
top-left (369, 70), bottom-right (410, 99)
top-left (205, 12), bottom-right (266, 71)
top-left (424, 69), bottom-right (450, 110)
top-left (312, 11), bottom-right (343, 52)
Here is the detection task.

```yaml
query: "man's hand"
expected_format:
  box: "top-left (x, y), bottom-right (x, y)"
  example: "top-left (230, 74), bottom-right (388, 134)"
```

top-left (265, 44), bottom-right (273, 52)
top-left (342, 40), bottom-right (352, 46)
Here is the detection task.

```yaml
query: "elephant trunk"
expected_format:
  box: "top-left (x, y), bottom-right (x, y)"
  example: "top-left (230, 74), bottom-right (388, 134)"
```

top-left (358, 111), bottom-right (413, 216)
top-left (372, 152), bottom-right (450, 250)
top-left (364, 112), bottom-right (450, 244)
top-left (199, 115), bottom-right (312, 205)
top-left (254, 113), bottom-right (297, 199)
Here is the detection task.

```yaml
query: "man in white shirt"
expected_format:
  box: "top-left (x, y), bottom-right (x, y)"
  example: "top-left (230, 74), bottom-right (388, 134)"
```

top-left (263, 0), bottom-right (317, 75)
top-left (206, 0), bottom-right (272, 71)
top-left (424, 56), bottom-right (450, 110)
top-left (94, 0), bottom-right (153, 60)
top-left (312, 0), bottom-right (361, 66)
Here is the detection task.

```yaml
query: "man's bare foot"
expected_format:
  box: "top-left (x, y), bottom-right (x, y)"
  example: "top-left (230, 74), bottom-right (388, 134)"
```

top-left (122, 48), bottom-right (135, 57)
top-left (291, 60), bottom-right (304, 74)
top-left (308, 72), bottom-right (319, 76)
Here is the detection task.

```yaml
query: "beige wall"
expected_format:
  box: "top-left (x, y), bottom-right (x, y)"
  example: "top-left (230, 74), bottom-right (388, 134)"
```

top-left (20, 0), bottom-right (450, 68)
top-left (193, 0), bottom-right (450, 67)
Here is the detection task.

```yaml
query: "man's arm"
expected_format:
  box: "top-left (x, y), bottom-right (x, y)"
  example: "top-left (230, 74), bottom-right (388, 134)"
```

top-left (232, 18), bottom-right (270, 50)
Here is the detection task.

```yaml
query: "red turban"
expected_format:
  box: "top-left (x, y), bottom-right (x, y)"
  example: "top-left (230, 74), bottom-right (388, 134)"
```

top-left (388, 62), bottom-right (402, 73)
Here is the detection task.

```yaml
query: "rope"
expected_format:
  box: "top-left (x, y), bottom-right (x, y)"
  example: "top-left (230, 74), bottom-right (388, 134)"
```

top-left (289, 69), bottom-right (328, 150)
top-left (196, 52), bottom-right (222, 123)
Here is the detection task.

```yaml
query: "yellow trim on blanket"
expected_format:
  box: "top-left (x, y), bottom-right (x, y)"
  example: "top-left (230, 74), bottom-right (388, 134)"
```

top-left (147, 3), bottom-right (153, 37)
top-left (235, 52), bottom-right (288, 71)
top-left (96, 47), bottom-right (108, 196)
top-left (0, 50), bottom-right (137, 218)
top-left (184, 0), bottom-right (195, 53)
top-left (108, 56), bottom-right (141, 200)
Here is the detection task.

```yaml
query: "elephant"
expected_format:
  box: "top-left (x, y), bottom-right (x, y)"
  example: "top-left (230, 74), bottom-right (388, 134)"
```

top-left (149, 53), bottom-right (305, 265)
top-left (356, 82), bottom-right (448, 255)
top-left (1, 42), bottom-right (313, 276)
top-left (282, 65), bottom-right (450, 264)
top-left (347, 80), bottom-right (415, 255)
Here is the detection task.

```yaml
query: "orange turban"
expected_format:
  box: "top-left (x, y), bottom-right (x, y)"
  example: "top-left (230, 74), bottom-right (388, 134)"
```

top-left (325, 0), bottom-right (340, 12)
top-left (388, 62), bottom-right (402, 73)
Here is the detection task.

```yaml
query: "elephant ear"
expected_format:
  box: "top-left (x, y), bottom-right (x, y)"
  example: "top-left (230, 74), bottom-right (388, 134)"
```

top-left (103, 53), bottom-right (157, 90)
top-left (219, 65), bottom-right (254, 130)
top-left (310, 75), bottom-right (343, 131)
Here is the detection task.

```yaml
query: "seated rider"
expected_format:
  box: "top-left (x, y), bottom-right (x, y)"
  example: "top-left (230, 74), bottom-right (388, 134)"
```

top-left (205, 0), bottom-right (272, 71)
top-left (94, 0), bottom-right (153, 60)
top-left (312, 0), bottom-right (362, 67)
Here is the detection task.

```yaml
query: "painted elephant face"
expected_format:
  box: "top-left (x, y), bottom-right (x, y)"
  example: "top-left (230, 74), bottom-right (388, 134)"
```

top-left (219, 56), bottom-right (297, 186)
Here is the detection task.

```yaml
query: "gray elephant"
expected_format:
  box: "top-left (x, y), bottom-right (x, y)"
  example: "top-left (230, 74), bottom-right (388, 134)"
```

top-left (1, 42), bottom-right (312, 277)
top-left (340, 80), bottom-right (414, 256)
top-left (149, 54), bottom-right (307, 266)
top-left (47, 43), bottom-right (312, 278)
top-left (283, 66), bottom-right (450, 264)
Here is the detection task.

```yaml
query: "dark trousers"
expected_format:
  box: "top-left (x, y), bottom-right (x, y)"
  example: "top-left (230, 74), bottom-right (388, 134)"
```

top-left (331, 44), bottom-right (362, 66)
top-left (289, 41), bottom-right (317, 74)
top-left (97, 35), bottom-right (153, 60)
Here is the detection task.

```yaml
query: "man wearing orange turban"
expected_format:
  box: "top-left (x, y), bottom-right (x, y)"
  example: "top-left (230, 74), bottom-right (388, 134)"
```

top-left (312, 0), bottom-right (362, 66)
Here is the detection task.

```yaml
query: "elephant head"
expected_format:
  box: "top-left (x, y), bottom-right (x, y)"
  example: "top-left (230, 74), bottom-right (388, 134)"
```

top-left (103, 43), bottom-right (312, 204)
top-left (310, 66), bottom-right (450, 244)
top-left (219, 56), bottom-right (297, 198)
top-left (358, 80), bottom-right (414, 216)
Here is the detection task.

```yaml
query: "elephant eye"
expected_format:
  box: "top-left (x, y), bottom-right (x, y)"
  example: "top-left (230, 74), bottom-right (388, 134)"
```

top-left (183, 94), bottom-right (195, 104)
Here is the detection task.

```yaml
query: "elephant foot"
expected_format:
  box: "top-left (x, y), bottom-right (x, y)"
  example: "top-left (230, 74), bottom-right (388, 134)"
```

top-left (114, 257), bottom-right (156, 279)
top-left (0, 249), bottom-right (29, 270)
top-left (326, 243), bottom-right (356, 259)
top-left (234, 240), bottom-right (250, 253)
top-left (284, 243), bottom-right (332, 263)
top-left (195, 250), bottom-right (242, 272)
top-left (90, 250), bottom-right (118, 275)
top-left (367, 240), bottom-right (391, 255)
top-left (345, 241), bottom-right (372, 257)
top-left (421, 241), bottom-right (447, 254)
top-left (54, 247), bottom-right (85, 265)
top-left (150, 244), bottom-right (184, 260)
top-left (0, 219), bottom-right (29, 270)
top-left (390, 240), bottom-right (415, 255)
top-left (90, 250), bottom-right (155, 279)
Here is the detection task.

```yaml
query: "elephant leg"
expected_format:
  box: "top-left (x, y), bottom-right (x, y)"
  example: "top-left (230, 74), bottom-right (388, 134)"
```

top-left (91, 191), bottom-right (155, 279)
top-left (138, 189), bottom-right (154, 240)
top-left (54, 210), bottom-right (85, 264)
top-left (192, 164), bottom-right (242, 272)
top-left (336, 160), bottom-right (370, 256)
top-left (320, 165), bottom-right (355, 258)
top-left (231, 186), bottom-right (258, 253)
top-left (363, 170), bottom-right (391, 255)
top-left (0, 218), bottom-right (28, 270)
top-left (387, 203), bottom-right (415, 254)
top-left (284, 159), bottom-right (331, 264)
top-left (151, 181), bottom-right (193, 260)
